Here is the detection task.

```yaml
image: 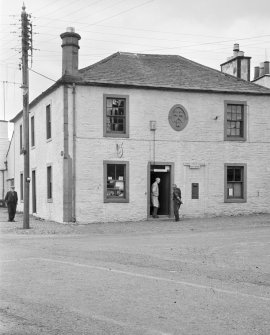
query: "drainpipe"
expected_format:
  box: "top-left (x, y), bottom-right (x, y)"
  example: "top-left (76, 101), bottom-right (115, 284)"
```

top-left (72, 83), bottom-right (76, 222)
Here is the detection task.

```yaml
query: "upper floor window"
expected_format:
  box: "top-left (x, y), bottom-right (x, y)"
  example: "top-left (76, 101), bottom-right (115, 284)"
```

top-left (103, 95), bottom-right (129, 138)
top-left (224, 164), bottom-right (247, 203)
top-left (46, 104), bottom-right (51, 140)
top-left (31, 115), bottom-right (35, 147)
top-left (224, 101), bottom-right (247, 141)
top-left (104, 161), bottom-right (129, 203)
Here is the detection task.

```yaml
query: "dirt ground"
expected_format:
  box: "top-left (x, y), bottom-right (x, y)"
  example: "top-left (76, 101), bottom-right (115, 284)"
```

top-left (0, 208), bottom-right (270, 335)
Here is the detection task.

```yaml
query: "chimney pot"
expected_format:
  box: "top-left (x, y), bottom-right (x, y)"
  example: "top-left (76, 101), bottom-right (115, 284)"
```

top-left (254, 66), bottom-right (260, 80)
top-left (264, 61), bottom-right (270, 75)
top-left (66, 27), bottom-right (75, 33)
top-left (233, 43), bottom-right (240, 52)
top-left (259, 62), bottom-right (265, 77)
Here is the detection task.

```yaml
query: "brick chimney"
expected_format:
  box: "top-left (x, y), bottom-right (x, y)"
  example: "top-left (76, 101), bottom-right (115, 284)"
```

top-left (60, 27), bottom-right (81, 76)
top-left (220, 44), bottom-right (251, 81)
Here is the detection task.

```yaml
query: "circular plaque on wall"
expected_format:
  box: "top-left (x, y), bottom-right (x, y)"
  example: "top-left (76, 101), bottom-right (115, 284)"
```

top-left (168, 104), bottom-right (189, 131)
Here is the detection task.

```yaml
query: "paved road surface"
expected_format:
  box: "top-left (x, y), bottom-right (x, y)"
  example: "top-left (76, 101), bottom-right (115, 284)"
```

top-left (0, 209), bottom-right (270, 334)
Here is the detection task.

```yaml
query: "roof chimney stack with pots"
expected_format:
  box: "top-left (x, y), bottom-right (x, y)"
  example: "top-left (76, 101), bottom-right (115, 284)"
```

top-left (252, 60), bottom-right (270, 88)
top-left (253, 61), bottom-right (270, 80)
top-left (60, 27), bottom-right (81, 76)
top-left (220, 44), bottom-right (251, 81)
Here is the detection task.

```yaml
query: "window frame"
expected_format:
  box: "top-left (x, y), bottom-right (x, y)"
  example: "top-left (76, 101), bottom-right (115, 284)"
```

top-left (31, 115), bottom-right (35, 147)
top-left (103, 160), bottom-right (129, 203)
top-left (224, 163), bottom-right (247, 203)
top-left (224, 100), bottom-right (247, 141)
top-left (103, 94), bottom-right (129, 138)
top-left (47, 165), bottom-right (53, 202)
top-left (46, 104), bottom-right (52, 140)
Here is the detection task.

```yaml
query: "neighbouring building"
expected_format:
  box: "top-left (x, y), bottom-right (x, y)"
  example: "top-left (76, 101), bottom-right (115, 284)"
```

top-left (252, 61), bottom-right (270, 88)
top-left (6, 28), bottom-right (270, 223)
top-left (0, 121), bottom-right (9, 206)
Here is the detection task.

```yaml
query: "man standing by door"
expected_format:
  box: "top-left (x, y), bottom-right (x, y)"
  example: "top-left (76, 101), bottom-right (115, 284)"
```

top-left (151, 177), bottom-right (160, 218)
top-left (5, 185), bottom-right (18, 222)
top-left (172, 184), bottom-right (182, 221)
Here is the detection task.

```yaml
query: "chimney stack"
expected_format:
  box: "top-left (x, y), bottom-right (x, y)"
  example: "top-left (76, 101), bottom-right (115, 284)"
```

top-left (220, 44), bottom-right (251, 81)
top-left (60, 27), bottom-right (81, 76)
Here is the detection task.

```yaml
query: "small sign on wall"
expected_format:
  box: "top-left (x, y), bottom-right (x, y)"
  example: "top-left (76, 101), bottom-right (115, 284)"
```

top-left (192, 183), bottom-right (199, 199)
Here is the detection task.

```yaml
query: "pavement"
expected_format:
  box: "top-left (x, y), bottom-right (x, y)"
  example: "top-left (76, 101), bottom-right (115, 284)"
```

top-left (0, 208), bottom-right (270, 335)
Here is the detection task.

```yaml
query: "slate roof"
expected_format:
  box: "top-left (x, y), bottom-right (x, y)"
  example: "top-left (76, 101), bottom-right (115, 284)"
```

top-left (79, 52), bottom-right (270, 94)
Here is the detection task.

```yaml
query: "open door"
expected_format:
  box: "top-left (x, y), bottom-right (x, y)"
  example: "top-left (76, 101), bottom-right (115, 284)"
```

top-left (148, 163), bottom-right (174, 218)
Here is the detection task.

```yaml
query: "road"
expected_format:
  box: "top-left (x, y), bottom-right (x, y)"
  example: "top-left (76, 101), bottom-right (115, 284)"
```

top-left (0, 209), bottom-right (270, 334)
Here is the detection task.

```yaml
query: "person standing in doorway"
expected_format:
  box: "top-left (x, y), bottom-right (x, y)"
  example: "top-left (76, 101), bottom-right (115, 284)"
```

top-left (172, 184), bottom-right (182, 221)
top-left (5, 185), bottom-right (18, 222)
top-left (151, 177), bottom-right (160, 218)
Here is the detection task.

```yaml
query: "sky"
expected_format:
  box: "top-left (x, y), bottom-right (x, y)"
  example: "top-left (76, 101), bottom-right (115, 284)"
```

top-left (0, 0), bottom-right (269, 137)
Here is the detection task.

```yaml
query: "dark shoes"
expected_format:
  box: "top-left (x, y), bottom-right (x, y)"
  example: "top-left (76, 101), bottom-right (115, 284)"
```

top-left (152, 215), bottom-right (159, 218)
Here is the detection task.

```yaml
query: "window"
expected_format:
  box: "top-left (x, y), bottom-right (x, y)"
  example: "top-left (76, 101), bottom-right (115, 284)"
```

top-left (47, 166), bottom-right (52, 200)
top-left (103, 95), bottom-right (129, 137)
top-left (46, 104), bottom-right (51, 140)
top-left (224, 101), bottom-right (247, 141)
top-left (20, 124), bottom-right (23, 154)
top-left (224, 164), bottom-right (247, 203)
top-left (104, 161), bottom-right (129, 202)
top-left (20, 173), bottom-right (23, 201)
top-left (31, 115), bottom-right (35, 147)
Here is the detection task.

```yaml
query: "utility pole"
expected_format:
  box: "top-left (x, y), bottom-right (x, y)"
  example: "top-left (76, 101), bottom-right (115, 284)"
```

top-left (21, 4), bottom-right (31, 229)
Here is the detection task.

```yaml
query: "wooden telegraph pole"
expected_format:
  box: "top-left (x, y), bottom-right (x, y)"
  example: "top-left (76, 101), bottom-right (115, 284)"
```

top-left (21, 4), bottom-right (31, 229)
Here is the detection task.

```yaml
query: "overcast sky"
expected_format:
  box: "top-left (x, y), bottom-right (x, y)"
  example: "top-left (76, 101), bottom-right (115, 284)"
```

top-left (0, 0), bottom-right (269, 135)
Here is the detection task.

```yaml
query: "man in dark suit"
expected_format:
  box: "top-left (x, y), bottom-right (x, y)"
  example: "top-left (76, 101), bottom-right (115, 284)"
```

top-left (172, 184), bottom-right (182, 222)
top-left (5, 185), bottom-right (18, 222)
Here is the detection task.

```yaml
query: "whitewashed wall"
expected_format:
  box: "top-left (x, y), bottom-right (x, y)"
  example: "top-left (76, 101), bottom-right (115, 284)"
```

top-left (12, 87), bottom-right (64, 222)
top-left (74, 85), bottom-right (270, 223)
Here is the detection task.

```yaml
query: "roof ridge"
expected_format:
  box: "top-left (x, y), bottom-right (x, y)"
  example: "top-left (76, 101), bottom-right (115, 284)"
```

top-left (79, 52), bottom-right (120, 72)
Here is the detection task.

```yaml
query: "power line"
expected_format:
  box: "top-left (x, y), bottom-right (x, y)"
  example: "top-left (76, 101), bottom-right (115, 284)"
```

top-left (29, 68), bottom-right (57, 82)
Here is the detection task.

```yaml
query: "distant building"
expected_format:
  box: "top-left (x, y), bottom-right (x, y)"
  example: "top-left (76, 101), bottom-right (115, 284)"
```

top-left (0, 121), bottom-right (9, 205)
top-left (252, 61), bottom-right (270, 88)
top-left (6, 29), bottom-right (270, 223)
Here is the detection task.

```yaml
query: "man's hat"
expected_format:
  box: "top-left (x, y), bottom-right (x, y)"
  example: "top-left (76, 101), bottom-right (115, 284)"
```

top-left (172, 184), bottom-right (177, 188)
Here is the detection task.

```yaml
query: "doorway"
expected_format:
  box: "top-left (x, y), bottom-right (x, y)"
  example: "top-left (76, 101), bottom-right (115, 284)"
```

top-left (148, 162), bottom-right (174, 218)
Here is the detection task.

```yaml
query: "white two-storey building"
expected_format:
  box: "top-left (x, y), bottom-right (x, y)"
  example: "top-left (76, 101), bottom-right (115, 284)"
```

top-left (7, 28), bottom-right (270, 223)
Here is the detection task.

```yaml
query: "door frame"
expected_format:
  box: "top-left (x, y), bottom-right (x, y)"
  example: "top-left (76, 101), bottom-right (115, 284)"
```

top-left (147, 161), bottom-right (174, 219)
